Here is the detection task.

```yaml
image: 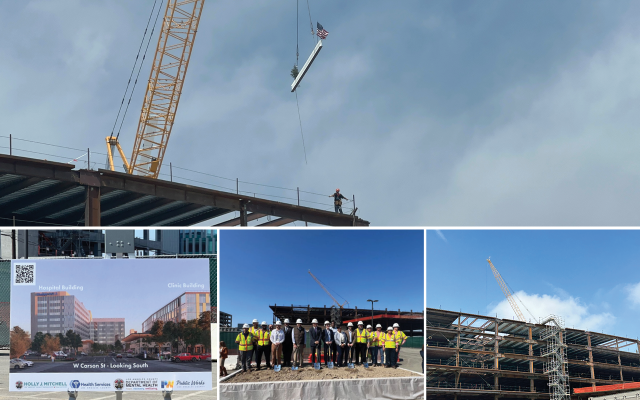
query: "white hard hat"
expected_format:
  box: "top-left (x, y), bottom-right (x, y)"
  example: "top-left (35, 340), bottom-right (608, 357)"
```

top-left (324, 321), bottom-right (330, 325)
top-left (276, 320), bottom-right (282, 325)
top-left (243, 324), bottom-right (250, 328)
top-left (312, 319), bottom-right (318, 324)
top-left (358, 321), bottom-right (364, 325)
top-left (347, 322), bottom-right (353, 327)
top-left (284, 319), bottom-right (290, 323)
top-left (252, 319), bottom-right (258, 323)
top-left (387, 326), bottom-right (393, 331)
top-left (393, 323), bottom-right (399, 328)
top-left (376, 324), bottom-right (382, 328)
top-left (261, 321), bottom-right (267, 325)
top-left (296, 319), bottom-right (303, 324)
top-left (366, 325), bottom-right (372, 329)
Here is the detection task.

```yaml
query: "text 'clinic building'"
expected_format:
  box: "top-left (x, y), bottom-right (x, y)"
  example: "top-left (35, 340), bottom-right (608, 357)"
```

top-left (31, 291), bottom-right (91, 340)
top-left (142, 292), bottom-right (210, 332)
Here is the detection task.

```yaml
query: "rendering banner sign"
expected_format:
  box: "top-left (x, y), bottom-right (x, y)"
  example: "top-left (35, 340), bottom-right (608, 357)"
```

top-left (9, 259), bottom-right (212, 392)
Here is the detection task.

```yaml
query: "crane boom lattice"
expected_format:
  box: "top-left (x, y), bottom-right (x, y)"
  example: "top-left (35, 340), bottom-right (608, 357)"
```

top-left (308, 270), bottom-right (347, 308)
top-left (487, 259), bottom-right (526, 322)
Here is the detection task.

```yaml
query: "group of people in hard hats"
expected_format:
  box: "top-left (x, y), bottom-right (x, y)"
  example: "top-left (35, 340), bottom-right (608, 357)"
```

top-left (235, 317), bottom-right (407, 373)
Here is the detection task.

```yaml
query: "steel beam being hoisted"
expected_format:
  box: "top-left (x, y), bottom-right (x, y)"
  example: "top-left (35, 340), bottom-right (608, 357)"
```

top-left (106, 0), bottom-right (205, 179)
top-left (291, 39), bottom-right (323, 92)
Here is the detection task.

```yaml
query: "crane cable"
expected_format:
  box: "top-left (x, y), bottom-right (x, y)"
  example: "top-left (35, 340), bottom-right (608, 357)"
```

top-left (110, 0), bottom-right (158, 140)
top-left (115, 0), bottom-right (165, 142)
top-left (295, 0), bottom-right (308, 164)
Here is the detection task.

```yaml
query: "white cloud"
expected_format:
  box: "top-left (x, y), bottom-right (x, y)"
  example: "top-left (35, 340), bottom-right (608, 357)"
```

top-left (489, 291), bottom-right (614, 331)
top-left (626, 282), bottom-right (640, 307)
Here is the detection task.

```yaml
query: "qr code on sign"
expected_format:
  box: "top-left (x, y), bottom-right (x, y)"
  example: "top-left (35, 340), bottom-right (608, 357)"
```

top-left (14, 263), bottom-right (35, 286)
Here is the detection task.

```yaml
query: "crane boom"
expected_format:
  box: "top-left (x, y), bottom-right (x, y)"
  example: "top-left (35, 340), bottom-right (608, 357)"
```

top-left (106, 0), bottom-right (205, 178)
top-left (308, 270), bottom-right (347, 308)
top-left (487, 259), bottom-right (526, 322)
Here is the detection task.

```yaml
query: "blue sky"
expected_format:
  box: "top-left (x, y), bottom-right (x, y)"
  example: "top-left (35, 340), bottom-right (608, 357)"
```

top-left (10, 259), bottom-right (210, 335)
top-left (427, 230), bottom-right (640, 339)
top-left (5, 1), bottom-right (640, 225)
top-left (220, 230), bottom-right (424, 326)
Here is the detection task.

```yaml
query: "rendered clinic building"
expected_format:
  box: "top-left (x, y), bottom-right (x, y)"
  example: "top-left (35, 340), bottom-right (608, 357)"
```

top-left (142, 292), bottom-right (210, 332)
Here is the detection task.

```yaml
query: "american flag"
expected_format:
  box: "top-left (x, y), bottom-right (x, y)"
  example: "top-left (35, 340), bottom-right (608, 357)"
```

top-left (317, 22), bottom-right (329, 40)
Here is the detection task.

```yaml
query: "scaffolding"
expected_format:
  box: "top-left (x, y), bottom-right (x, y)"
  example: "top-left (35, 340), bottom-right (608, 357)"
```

top-left (540, 315), bottom-right (570, 400)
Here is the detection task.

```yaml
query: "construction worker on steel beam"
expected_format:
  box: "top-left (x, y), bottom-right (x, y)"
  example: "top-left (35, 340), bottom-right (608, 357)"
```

top-left (255, 321), bottom-right (271, 370)
top-left (394, 323), bottom-right (407, 361)
top-left (329, 188), bottom-right (348, 214)
top-left (235, 324), bottom-right (255, 373)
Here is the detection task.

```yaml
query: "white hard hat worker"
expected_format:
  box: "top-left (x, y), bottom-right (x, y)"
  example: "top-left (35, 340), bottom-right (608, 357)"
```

top-left (393, 323), bottom-right (399, 328)
top-left (296, 319), bottom-right (303, 324)
top-left (376, 324), bottom-right (382, 329)
top-left (243, 324), bottom-right (250, 329)
top-left (253, 319), bottom-right (258, 323)
top-left (276, 320), bottom-right (282, 325)
top-left (347, 322), bottom-right (353, 327)
top-left (387, 326), bottom-right (393, 331)
top-left (324, 321), bottom-right (330, 325)
top-left (312, 319), bottom-right (318, 324)
top-left (366, 325), bottom-right (372, 329)
top-left (284, 319), bottom-right (290, 324)
top-left (358, 321), bottom-right (364, 326)
top-left (261, 321), bottom-right (267, 326)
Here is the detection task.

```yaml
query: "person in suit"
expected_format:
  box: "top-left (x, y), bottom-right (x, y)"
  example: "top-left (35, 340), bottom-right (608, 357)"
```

top-left (345, 322), bottom-right (356, 364)
top-left (309, 319), bottom-right (323, 367)
top-left (322, 321), bottom-right (335, 366)
top-left (282, 319), bottom-right (293, 367)
top-left (330, 321), bottom-right (338, 363)
top-left (334, 325), bottom-right (347, 367)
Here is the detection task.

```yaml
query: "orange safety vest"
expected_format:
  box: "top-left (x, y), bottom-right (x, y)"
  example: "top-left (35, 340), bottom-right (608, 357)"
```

top-left (384, 332), bottom-right (397, 349)
top-left (257, 329), bottom-right (270, 346)
top-left (356, 328), bottom-right (368, 344)
top-left (236, 333), bottom-right (254, 351)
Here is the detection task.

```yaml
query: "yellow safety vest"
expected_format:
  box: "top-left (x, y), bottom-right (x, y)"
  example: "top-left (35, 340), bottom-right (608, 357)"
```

top-left (236, 333), bottom-right (254, 351)
top-left (257, 329), bottom-right (270, 346)
top-left (376, 331), bottom-right (385, 346)
top-left (395, 331), bottom-right (407, 344)
top-left (366, 330), bottom-right (374, 345)
top-left (249, 326), bottom-right (260, 337)
top-left (370, 331), bottom-right (381, 346)
top-left (356, 329), bottom-right (368, 344)
top-left (385, 333), bottom-right (397, 349)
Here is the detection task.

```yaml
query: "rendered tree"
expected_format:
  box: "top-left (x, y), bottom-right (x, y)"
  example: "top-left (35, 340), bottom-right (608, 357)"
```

top-left (30, 332), bottom-right (45, 353)
top-left (10, 326), bottom-right (31, 359)
top-left (41, 336), bottom-right (61, 356)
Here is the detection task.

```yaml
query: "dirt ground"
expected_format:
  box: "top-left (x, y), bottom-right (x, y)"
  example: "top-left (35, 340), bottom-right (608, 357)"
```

top-left (222, 364), bottom-right (421, 383)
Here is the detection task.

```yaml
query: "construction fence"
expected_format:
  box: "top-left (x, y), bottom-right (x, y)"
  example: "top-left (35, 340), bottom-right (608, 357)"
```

top-left (0, 256), bottom-right (217, 348)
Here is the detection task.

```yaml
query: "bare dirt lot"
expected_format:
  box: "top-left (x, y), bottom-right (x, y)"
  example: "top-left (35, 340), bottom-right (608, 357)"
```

top-left (223, 365), bottom-right (421, 383)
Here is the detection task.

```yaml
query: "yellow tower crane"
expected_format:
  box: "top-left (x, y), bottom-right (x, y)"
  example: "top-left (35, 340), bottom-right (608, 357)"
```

top-left (106, 0), bottom-right (205, 178)
top-left (487, 258), bottom-right (526, 322)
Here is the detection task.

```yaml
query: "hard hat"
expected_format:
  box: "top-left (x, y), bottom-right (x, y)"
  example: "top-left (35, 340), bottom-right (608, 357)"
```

top-left (376, 324), bottom-right (382, 328)
top-left (252, 319), bottom-right (258, 323)
top-left (324, 321), bottom-right (330, 325)
top-left (358, 321), bottom-right (363, 325)
top-left (284, 319), bottom-right (290, 323)
top-left (276, 320), bottom-right (282, 325)
top-left (296, 319), bottom-right (303, 324)
top-left (367, 325), bottom-right (372, 329)
top-left (393, 323), bottom-right (399, 328)
top-left (347, 322), bottom-right (353, 327)
top-left (312, 319), bottom-right (318, 324)
top-left (261, 321), bottom-right (267, 326)
top-left (243, 324), bottom-right (250, 329)
top-left (387, 326), bottom-right (393, 331)
top-left (336, 188), bottom-right (340, 192)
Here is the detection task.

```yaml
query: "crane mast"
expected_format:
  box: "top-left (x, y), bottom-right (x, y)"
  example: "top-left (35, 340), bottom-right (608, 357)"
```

top-left (487, 259), bottom-right (526, 322)
top-left (106, 0), bottom-right (205, 178)
top-left (308, 270), bottom-right (348, 308)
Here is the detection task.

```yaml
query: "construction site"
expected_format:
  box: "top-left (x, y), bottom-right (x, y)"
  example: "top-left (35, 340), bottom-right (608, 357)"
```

top-left (427, 254), bottom-right (640, 400)
top-left (0, 0), bottom-right (370, 228)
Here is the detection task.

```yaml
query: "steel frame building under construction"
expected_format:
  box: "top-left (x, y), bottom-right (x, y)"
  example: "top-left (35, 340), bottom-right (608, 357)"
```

top-left (427, 308), bottom-right (640, 400)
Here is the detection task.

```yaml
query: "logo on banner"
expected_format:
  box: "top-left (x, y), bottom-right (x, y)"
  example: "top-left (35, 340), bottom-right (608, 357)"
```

top-left (15, 381), bottom-right (23, 390)
top-left (70, 380), bottom-right (80, 389)
top-left (114, 379), bottom-right (124, 390)
top-left (161, 381), bottom-right (174, 389)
